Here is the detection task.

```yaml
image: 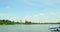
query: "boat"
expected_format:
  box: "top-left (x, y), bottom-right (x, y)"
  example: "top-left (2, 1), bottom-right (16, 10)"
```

top-left (49, 25), bottom-right (60, 32)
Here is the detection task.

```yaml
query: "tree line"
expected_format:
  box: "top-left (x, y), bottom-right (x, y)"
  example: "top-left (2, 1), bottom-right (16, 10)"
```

top-left (0, 20), bottom-right (32, 25)
top-left (0, 19), bottom-right (60, 25)
top-left (0, 20), bottom-right (21, 25)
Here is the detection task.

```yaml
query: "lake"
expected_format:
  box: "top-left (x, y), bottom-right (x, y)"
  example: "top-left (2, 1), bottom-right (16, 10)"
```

top-left (0, 24), bottom-right (59, 32)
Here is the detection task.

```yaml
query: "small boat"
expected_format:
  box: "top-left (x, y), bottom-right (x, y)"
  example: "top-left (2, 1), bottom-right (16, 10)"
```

top-left (49, 25), bottom-right (60, 32)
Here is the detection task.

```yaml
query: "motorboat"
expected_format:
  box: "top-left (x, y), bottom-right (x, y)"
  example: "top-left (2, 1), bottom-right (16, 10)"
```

top-left (49, 25), bottom-right (60, 32)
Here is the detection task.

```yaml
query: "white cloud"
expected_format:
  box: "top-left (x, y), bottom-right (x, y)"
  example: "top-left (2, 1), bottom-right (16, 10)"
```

top-left (50, 12), bottom-right (56, 15)
top-left (20, 13), bottom-right (46, 22)
top-left (0, 13), bottom-right (19, 21)
top-left (0, 13), bottom-right (8, 16)
top-left (20, 10), bottom-right (60, 23)
top-left (39, 13), bottom-right (45, 16)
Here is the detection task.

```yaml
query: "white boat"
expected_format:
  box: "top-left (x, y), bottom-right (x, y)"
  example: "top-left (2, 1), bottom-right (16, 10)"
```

top-left (49, 26), bottom-right (60, 32)
top-left (49, 25), bottom-right (60, 32)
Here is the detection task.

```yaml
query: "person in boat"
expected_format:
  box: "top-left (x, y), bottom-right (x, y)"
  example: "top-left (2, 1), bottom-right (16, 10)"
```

top-left (56, 28), bottom-right (58, 31)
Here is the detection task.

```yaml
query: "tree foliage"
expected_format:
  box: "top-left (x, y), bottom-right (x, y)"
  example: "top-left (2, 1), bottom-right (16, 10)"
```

top-left (0, 20), bottom-right (20, 25)
top-left (25, 20), bottom-right (31, 24)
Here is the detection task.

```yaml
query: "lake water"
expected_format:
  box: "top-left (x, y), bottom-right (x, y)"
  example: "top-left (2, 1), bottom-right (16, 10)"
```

top-left (0, 24), bottom-right (59, 32)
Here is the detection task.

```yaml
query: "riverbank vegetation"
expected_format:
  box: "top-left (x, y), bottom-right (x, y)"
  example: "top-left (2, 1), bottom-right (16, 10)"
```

top-left (0, 20), bottom-right (21, 25)
top-left (0, 20), bottom-right (60, 25)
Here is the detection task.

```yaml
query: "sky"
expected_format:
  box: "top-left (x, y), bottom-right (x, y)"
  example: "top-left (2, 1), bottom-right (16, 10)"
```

top-left (0, 0), bottom-right (60, 23)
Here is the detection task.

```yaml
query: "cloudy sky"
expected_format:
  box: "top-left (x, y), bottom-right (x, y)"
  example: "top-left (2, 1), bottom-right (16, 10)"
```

top-left (0, 0), bottom-right (60, 23)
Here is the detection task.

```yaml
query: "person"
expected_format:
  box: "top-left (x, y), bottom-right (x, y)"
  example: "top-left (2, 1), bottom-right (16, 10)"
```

top-left (56, 28), bottom-right (58, 31)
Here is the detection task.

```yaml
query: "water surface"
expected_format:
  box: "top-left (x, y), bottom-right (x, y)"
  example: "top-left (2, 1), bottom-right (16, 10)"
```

top-left (0, 24), bottom-right (59, 32)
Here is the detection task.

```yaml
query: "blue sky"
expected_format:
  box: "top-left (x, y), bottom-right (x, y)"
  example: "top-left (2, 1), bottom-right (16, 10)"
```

top-left (0, 0), bottom-right (60, 23)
